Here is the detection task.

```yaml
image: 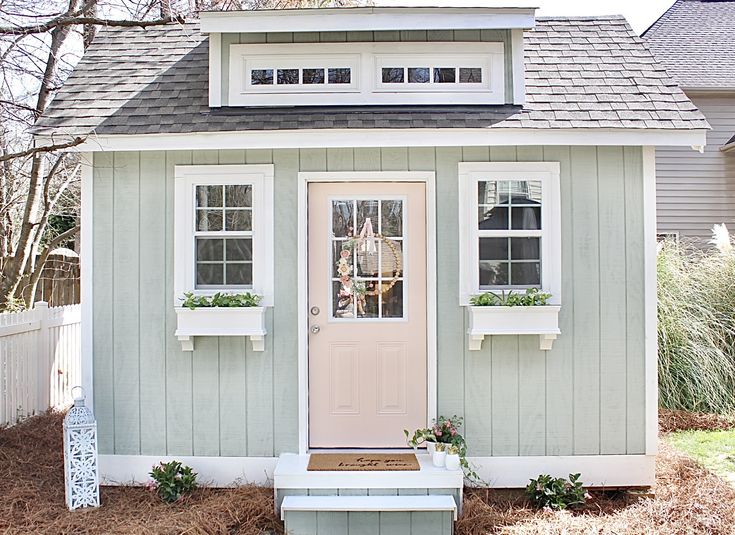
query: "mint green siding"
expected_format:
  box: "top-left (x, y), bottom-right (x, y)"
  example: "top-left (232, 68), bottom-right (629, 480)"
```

top-left (220, 30), bottom-right (514, 105)
top-left (91, 145), bottom-right (646, 458)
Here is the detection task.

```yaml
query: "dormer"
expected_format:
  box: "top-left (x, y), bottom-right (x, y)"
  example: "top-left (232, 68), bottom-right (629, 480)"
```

top-left (201, 7), bottom-right (535, 108)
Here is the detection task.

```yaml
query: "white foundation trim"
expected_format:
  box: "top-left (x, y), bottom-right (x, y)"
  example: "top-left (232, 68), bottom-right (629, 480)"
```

top-left (296, 171), bottom-right (437, 455)
top-left (99, 455), bottom-right (277, 487)
top-left (80, 152), bottom-right (94, 409)
top-left (39, 128), bottom-right (709, 153)
top-left (468, 454), bottom-right (656, 488)
top-left (643, 146), bottom-right (658, 456)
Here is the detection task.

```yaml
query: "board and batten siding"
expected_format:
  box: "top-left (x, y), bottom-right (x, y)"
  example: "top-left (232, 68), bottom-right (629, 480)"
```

top-left (656, 93), bottom-right (735, 241)
top-left (92, 145), bottom-right (646, 458)
top-left (220, 30), bottom-right (514, 105)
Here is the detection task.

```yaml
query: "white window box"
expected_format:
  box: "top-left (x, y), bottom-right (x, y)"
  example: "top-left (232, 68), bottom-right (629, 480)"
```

top-left (467, 305), bottom-right (561, 351)
top-left (174, 306), bottom-right (267, 352)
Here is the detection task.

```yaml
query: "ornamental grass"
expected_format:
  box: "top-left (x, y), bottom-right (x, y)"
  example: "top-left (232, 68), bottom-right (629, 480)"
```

top-left (657, 236), bottom-right (735, 415)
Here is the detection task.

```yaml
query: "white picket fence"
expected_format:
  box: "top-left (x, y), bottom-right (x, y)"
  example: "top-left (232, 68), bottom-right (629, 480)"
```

top-left (0, 301), bottom-right (81, 427)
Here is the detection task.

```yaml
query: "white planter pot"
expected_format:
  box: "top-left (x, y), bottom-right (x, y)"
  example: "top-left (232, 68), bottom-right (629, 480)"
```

top-left (445, 453), bottom-right (461, 471)
top-left (467, 305), bottom-right (561, 351)
top-left (432, 450), bottom-right (446, 468)
top-left (174, 306), bottom-right (267, 352)
top-left (425, 442), bottom-right (436, 456)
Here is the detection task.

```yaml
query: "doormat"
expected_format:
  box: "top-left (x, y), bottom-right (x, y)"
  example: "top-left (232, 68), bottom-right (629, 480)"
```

top-left (307, 453), bottom-right (420, 471)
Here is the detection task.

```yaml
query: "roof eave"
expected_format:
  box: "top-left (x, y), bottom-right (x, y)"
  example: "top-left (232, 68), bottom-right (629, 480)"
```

top-left (199, 7), bottom-right (537, 34)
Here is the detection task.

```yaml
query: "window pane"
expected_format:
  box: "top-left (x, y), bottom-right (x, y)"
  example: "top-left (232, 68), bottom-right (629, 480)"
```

top-left (478, 206), bottom-right (509, 230)
top-left (225, 209), bottom-right (252, 231)
top-left (197, 263), bottom-right (224, 286)
top-left (511, 206), bottom-right (541, 230)
top-left (196, 238), bottom-right (223, 262)
top-left (459, 67), bottom-right (482, 83)
top-left (408, 67), bottom-right (430, 83)
top-left (328, 68), bottom-right (351, 84)
top-left (226, 238), bottom-right (252, 261)
top-left (478, 181), bottom-right (497, 205)
top-left (381, 200), bottom-right (403, 236)
top-left (382, 67), bottom-right (404, 83)
top-left (479, 261), bottom-right (508, 286)
top-left (277, 68), bottom-right (299, 84)
top-left (510, 263), bottom-right (541, 286)
top-left (225, 263), bottom-right (252, 286)
top-left (382, 281), bottom-right (403, 318)
top-left (479, 237), bottom-right (508, 261)
top-left (510, 237), bottom-right (540, 260)
top-left (196, 185), bottom-right (223, 208)
top-left (332, 200), bottom-right (354, 237)
top-left (433, 68), bottom-right (456, 83)
top-left (303, 68), bottom-right (325, 84)
top-left (225, 185), bottom-right (252, 208)
top-left (251, 69), bottom-right (273, 85)
top-left (196, 210), bottom-right (223, 232)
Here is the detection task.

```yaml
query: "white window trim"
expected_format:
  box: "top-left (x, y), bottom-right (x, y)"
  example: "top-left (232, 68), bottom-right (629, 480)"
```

top-left (174, 164), bottom-right (274, 307)
top-left (229, 42), bottom-right (505, 106)
top-left (374, 55), bottom-right (492, 93)
top-left (458, 162), bottom-right (561, 306)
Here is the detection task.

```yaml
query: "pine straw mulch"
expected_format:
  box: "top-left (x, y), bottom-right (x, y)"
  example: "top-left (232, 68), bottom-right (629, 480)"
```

top-left (0, 411), bottom-right (283, 535)
top-left (658, 408), bottom-right (735, 433)
top-left (3, 410), bottom-right (735, 534)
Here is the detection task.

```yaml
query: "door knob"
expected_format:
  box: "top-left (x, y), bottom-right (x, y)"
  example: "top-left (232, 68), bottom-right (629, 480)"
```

top-left (310, 325), bottom-right (320, 334)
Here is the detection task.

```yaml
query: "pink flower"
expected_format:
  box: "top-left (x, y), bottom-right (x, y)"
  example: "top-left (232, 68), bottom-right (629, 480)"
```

top-left (451, 429), bottom-right (457, 436)
top-left (435, 430), bottom-right (442, 437)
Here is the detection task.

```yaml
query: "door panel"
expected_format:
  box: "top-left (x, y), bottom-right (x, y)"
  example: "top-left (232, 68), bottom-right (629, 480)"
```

top-left (308, 182), bottom-right (427, 448)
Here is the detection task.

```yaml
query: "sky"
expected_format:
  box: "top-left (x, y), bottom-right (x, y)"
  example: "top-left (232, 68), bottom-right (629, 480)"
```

top-left (372, 0), bottom-right (676, 34)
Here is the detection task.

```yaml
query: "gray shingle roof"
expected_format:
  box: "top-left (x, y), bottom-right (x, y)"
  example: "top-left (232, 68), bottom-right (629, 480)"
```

top-left (642, 0), bottom-right (735, 89)
top-left (33, 16), bottom-right (707, 137)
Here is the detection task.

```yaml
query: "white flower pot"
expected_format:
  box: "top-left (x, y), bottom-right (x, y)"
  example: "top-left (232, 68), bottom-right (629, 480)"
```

top-left (445, 453), bottom-right (461, 471)
top-left (425, 442), bottom-right (436, 456)
top-left (432, 450), bottom-right (446, 468)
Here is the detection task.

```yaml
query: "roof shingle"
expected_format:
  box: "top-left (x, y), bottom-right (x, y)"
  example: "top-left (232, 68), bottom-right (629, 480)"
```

top-left (33, 15), bottom-right (708, 137)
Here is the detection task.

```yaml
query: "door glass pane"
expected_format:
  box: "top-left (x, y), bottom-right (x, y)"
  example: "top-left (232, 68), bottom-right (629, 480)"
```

top-left (331, 197), bottom-right (405, 320)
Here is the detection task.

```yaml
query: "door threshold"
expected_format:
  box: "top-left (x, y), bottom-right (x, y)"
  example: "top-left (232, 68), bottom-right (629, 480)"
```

top-left (308, 448), bottom-right (423, 454)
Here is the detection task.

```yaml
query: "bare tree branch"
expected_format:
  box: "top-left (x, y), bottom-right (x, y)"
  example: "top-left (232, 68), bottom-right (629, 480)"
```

top-left (0, 136), bottom-right (85, 163)
top-left (0, 14), bottom-right (186, 36)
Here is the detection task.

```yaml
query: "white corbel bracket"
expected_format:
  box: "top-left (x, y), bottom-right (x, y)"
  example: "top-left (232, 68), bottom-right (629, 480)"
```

top-left (177, 334), bottom-right (265, 352)
top-left (468, 333), bottom-right (557, 352)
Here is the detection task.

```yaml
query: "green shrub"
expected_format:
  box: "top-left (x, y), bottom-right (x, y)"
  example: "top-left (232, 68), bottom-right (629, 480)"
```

top-left (149, 461), bottom-right (197, 503)
top-left (658, 238), bottom-right (735, 415)
top-left (469, 288), bottom-right (551, 306)
top-left (525, 473), bottom-right (587, 510)
top-left (181, 291), bottom-right (261, 310)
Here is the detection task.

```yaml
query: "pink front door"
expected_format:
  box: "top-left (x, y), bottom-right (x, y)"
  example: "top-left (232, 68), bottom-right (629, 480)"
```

top-left (308, 182), bottom-right (427, 448)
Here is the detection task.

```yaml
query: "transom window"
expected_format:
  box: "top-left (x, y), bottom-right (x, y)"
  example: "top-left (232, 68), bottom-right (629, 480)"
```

top-left (458, 162), bottom-right (561, 305)
top-left (381, 66), bottom-right (483, 85)
top-left (174, 165), bottom-right (274, 306)
top-left (251, 67), bottom-right (352, 86)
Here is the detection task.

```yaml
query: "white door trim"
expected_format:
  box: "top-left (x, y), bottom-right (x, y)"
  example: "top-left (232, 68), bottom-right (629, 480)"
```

top-left (297, 171), bottom-right (437, 454)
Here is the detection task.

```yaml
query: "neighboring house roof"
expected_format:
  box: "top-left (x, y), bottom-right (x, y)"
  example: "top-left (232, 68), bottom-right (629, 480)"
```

top-left (33, 16), bottom-right (707, 138)
top-left (642, 0), bottom-right (735, 89)
top-left (723, 133), bottom-right (735, 152)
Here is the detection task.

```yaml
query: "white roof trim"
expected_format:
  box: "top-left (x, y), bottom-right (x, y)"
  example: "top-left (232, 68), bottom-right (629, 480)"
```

top-left (199, 7), bottom-right (536, 34)
top-left (35, 127), bottom-right (707, 153)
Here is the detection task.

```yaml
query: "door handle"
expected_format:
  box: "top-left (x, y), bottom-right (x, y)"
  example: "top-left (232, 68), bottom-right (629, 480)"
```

top-left (310, 325), bottom-right (320, 334)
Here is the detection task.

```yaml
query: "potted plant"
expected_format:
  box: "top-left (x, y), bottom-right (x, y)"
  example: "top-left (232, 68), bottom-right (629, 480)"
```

top-left (445, 445), bottom-right (461, 471)
top-left (174, 292), bottom-right (266, 352)
top-left (467, 288), bottom-right (560, 351)
top-left (405, 416), bottom-right (481, 480)
top-left (432, 443), bottom-right (446, 467)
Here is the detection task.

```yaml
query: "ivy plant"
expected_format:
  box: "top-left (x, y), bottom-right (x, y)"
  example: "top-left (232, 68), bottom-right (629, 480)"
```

top-left (525, 473), bottom-right (588, 510)
top-left (181, 292), bottom-right (261, 310)
top-left (148, 461), bottom-right (197, 503)
top-left (469, 288), bottom-right (551, 307)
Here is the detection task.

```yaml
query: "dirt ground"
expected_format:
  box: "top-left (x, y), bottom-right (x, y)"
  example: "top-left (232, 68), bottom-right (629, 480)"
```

top-left (2, 410), bottom-right (735, 534)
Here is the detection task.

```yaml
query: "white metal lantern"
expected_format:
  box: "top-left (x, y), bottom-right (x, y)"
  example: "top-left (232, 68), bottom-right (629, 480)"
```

top-left (63, 386), bottom-right (100, 510)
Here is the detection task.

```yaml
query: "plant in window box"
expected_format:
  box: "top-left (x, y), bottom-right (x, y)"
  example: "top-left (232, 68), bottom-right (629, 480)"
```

top-left (174, 292), bottom-right (266, 352)
top-left (467, 288), bottom-right (560, 351)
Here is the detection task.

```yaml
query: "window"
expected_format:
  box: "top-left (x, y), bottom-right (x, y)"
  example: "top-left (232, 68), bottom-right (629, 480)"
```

top-left (174, 165), bottom-right (274, 306)
top-left (248, 66), bottom-right (353, 87)
top-left (374, 52), bottom-right (493, 93)
top-left (380, 66), bottom-right (482, 85)
top-left (458, 162), bottom-right (561, 305)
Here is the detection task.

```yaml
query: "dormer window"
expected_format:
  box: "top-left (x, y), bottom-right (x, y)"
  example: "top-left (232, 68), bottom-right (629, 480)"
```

top-left (228, 42), bottom-right (505, 106)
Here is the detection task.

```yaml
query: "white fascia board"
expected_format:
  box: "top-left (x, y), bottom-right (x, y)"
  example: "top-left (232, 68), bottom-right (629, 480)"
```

top-left (199, 7), bottom-right (536, 34)
top-left (40, 128), bottom-right (708, 153)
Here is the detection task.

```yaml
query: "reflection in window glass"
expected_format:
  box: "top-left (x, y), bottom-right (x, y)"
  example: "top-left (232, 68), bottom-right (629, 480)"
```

top-left (434, 68), bottom-right (456, 83)
top-left (303, 68), bottom-right (325, 84)
top-left (459, 67), bottom-right (482, 83)
top-left (382, 67), bottom-right (404, 83)
top-left (277, 69), bottom-right (299, 84)
top-left (328, 68), bottom-right (351, 84)
top-left (251, 69), bottom-right (273, 85)
top-left (408, 67), bottom-right (430, 83)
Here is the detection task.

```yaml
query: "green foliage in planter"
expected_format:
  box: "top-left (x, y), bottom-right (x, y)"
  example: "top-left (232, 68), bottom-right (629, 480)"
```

top-left (181, 291), bottom-right (261, 310)
top-left (658, 238), bottom-right (735, 415)
top-left (149, 460), bottom-right (197, 503)
top-left (525, 473), bottom-right (587, 510)
top-left (469, 288), bottom-right (551, 307)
